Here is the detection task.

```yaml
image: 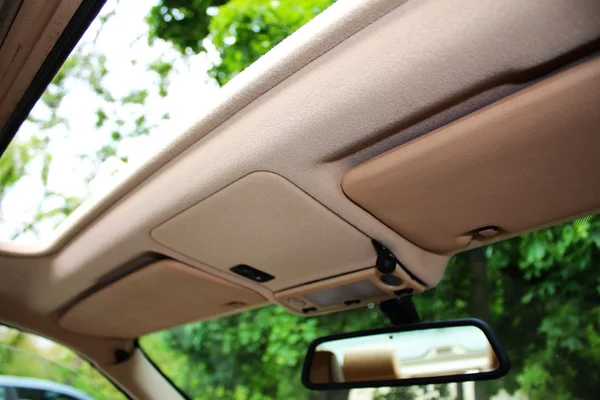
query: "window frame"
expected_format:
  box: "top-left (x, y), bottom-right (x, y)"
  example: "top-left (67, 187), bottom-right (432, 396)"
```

top-left (10, 384), bottom-right (88, 400)
top-left (2, 386), bottom-right (16, 400)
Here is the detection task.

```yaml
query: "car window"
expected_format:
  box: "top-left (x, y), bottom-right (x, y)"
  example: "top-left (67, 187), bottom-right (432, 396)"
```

top-left (141, 214), bottom-right (600, 400)
top-left (0, 326), bottom-right (126, 400)
top-left (15, 388), bottom-right (79, 400)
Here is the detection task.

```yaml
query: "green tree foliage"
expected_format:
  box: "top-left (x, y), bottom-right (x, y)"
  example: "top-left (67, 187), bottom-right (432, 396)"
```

top-left (148, 0), bottom-right (335, 85)
top-left (416, 217), bottom-right (600, 400)
top-left (0, 3), bottom-right (175, 238)
top-left (142, 217), bottom-right (600, 400)
top-left (0, 143), bottom-right (33, 200)
top-left (143, 306), bottom-right (386, 400)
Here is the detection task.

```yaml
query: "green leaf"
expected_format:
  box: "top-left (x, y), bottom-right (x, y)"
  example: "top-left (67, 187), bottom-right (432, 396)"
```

top-left (121, 89), bottom-right (149, 105)
top-left (95, 109), bottom-right (108, 128)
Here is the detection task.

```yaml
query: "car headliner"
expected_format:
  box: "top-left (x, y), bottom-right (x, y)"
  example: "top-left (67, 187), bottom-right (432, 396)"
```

top-left (0, 0), bottom-right (599, 398)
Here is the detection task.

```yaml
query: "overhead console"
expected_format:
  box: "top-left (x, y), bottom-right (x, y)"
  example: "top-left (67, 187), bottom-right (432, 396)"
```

top-left (342, 57), bottom-right (600, 254)
top-left (151, 172), bottom-right (378, 291)
top-left (145, 59), bottom-right (600, 319)
top-left (150, 172), bottom-right (430, 315)
top-left (275, 255), bottom-right (426, 316)
top-left (147, 57), bottom-right (600, 318)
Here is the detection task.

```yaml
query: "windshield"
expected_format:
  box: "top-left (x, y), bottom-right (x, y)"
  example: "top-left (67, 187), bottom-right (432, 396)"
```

top-left (140, 215), bottom-right (600, 399)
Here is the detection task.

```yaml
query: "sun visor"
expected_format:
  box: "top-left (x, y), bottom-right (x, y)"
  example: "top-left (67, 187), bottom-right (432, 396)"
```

top-left (59, 260), bottom-right (266, 339)
top-left (342, 58), bottom-right (600, 253)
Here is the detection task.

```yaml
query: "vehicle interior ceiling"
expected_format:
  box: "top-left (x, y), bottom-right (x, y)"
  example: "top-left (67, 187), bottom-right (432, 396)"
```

top-left (0, 0), bottom-right (599, 398)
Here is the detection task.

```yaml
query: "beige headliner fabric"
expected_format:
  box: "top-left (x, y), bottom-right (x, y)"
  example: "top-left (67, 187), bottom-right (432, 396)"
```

top-left (59, 259), bottom-right (266, 338)
top-left (0, 0), bottom-right (597, 396)
top-left (2, 0), bottom-right (406, 257)
top-left (0, 1), bottom-right (597, 397)
top-left (342, 57), bottom-right (600, 253)
top-left (0, 293), bottom-right (129, 365)
top-left (0, 1), bottom-right (599, 392)
top-left (0, 0), bottom-right (82, 127)
top-left (152, 172), bottom-right (377, 291)
top-left (1, 0), bottom-right (599, 317)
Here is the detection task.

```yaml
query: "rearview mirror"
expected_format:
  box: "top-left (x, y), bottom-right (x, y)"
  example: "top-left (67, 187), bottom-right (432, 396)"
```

top-left (302, 318), bottom-right (509, 390)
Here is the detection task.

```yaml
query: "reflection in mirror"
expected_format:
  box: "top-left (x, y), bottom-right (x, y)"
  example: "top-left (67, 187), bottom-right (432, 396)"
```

top-left (306, 322), bottom-right (506, 387)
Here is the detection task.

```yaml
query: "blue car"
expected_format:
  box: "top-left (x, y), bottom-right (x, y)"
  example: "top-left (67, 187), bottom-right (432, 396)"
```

top-left (0, 376), bottom-right (96, 400)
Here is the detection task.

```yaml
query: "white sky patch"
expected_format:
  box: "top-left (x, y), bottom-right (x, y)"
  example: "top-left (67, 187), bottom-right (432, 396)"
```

top-left (0, 0), bottom-right (221, 242)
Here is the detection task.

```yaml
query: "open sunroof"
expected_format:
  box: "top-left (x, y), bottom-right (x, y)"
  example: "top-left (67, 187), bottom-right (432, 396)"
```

top-left (0, 0), bottom-right (333, 242)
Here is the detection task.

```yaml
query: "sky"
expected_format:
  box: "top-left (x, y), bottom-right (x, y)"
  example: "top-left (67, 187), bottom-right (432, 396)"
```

top-left (0, 0), bottom-right (221, 242)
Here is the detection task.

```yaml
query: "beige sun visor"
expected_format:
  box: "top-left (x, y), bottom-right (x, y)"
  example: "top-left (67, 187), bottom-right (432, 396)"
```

top-left (59, 259), bottom-right (266, 339)
top-left (342, 57), bottom-right (600, 254)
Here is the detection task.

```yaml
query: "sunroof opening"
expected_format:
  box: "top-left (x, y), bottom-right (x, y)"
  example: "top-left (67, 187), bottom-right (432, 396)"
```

top-left (0, 0), bottom-right (334, 242)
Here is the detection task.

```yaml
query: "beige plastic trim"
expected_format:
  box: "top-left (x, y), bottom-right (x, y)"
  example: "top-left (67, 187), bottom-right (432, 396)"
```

top-left (275, 266), bottom-right (424, 316)
top-left (59, 259), bottom-right (266, 339)
top-left (342, 57), bottom-right (600, 253)
top-left (103, 349), bottom-right (184, 400)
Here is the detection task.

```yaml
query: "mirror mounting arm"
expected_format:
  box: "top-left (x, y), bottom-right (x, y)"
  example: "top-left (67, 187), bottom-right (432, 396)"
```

top-left (372, 239), bottom-right (421, 326)
top-left (372, 239), bottom-right (397, 274)
top-left (380, 296), bottom-right (420, 326)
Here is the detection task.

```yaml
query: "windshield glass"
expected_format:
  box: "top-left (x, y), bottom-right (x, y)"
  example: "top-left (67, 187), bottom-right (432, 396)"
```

top-left (140, 215), bottom-right (600, 399)
top-left (0, 0), bottom-right (333, 243)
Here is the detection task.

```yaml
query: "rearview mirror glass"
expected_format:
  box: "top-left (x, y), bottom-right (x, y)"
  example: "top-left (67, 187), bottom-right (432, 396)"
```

top-left (302, 319), bottom-right (509, 390)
